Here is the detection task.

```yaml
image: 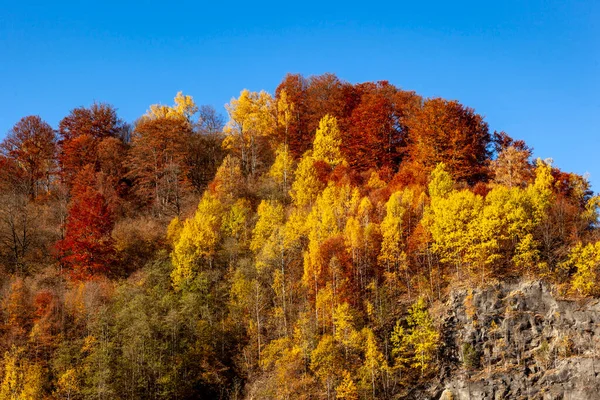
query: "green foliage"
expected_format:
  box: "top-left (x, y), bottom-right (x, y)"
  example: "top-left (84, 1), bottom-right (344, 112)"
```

top-left (461, 342), bottom-right (480, 369)
top-left (392, 298), bottom-right (440, 374)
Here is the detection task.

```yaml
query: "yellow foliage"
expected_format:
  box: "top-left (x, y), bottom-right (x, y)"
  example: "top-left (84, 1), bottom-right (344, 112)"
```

top-left (251, 200), bottom-right (285, 254)
top-left (562, 242), bottom-right (600, 296)
top-left (166, 216), bottom-right (183, 245)
top-left (19, 363), bottom-right (43, 400)
top-left (428, 163), bottom-right (454, 198)
top-left (222, 198), bottom-right (251, 242)
top-left (392, 298), bottom-right (440, 374)
top-left (211, 155), bottom-right (244, 201)
top-left (224, 89), bottom-right (275, 175)
top-left (336, 370), bottom-right (358, 400)
top-left (310, 335), bottom-right (343, 392)
top-left (312, 114), bottom-right (344, 167)
top-left (290, 151), bottom-right (323, 208)
top-left (0, 348), bottom-right (44, 400)
top-left (269, 144), bottom-right (295, 194)
top-left (145, 91), bottom-right (198, 122)
top-left (358, 327), bottom-right (389, 396)
top-left (56, 368), bottom-right (79, 399)
top-left (171, 192), bottom-right (223, 290)
top-left (379, 190), bottom-right (413, 270)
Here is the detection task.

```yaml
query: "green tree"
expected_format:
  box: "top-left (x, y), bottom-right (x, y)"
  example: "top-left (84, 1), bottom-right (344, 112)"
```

top-left (392, 298), bottom-right (439, 375)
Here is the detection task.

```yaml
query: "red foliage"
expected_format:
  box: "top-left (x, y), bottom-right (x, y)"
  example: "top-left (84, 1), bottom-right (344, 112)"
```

top-left (33, 290), bottom-right (54, 319)
top-left (58, 103), bottom-right (125, 188)
top-left (403, 98), bottom-right (492, 185)
top-left (319, 236), bottom-right (354, 303)
top-left (344, 82), bottom-right (421, 172)
top-left (1, 116), bottom-right (56, 199)
top-left (56, 167), bottom-right (115, 281)
top-left (276, 73), bottom-right (355, 158)
top-left (127, 116), bottom-right (192, 214)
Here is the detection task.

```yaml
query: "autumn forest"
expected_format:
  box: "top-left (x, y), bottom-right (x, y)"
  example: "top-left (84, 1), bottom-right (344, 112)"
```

top-left (0, 73), bottom-right (597, 399)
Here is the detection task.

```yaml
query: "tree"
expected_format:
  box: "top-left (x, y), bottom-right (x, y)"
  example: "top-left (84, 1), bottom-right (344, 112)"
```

top-left (269, 144), bottom-right (295, 196)
top-left (171, 192), bottom-right (223, 290)
top-left (491, 136), bottom-right (533, 188)
top-left (359, 328), bottom-right (389, 398)
top-left (379, 189), bottom-right (414, 293)
top-left (128, 115), bottom-right (192, 215)
top-left (336, 370), bottom-right (358, 400)
top-left (312, 115), bottom-right (344, 168)
top-left (0, 161), bottom-right (41, 274)
top-left (310, 335), bottom-right (343, 399)
top-left (188, 105), bottom-right (226, 191)
top-left (425, 164), bottom-right (482, 281)
top-left (290, 152), bottom-right (323, 209)
top-left (1, 116), bottom-right (56, 199)
top-left (251, 200), bottom-right (285, 255)
top-left (58, 103), bottom-right (125, 187)
top-left (392, 298), bottom-right (439, 375)
top-left (344, 82), bottom-right (421, 172)
top-left (224, 89), bottom-right (276, 176)
top-left (275, 74), bottom-right (309, 158)
top-left (209, 155), bottom-right (244, 202)
top-left (562, 242), bottom-right (600, 296)
top-left (144, 91), bottom-right (198, 123)
top-left (56, 167), bottom-right (115, 281)
top-left (403, 98), bottom-right (491, 185)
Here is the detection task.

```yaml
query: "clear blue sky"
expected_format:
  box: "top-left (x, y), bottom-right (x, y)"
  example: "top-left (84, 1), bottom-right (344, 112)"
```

top-left (1, 1), bottom-right (598, 189)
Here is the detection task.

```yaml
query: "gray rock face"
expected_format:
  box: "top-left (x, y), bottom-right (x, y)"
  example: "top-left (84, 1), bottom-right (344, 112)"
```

top-left (440, 281), bottom-right (600, 400)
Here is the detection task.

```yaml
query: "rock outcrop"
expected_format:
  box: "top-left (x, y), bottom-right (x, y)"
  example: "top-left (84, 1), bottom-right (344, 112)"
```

top-left (439, 281), bottom-right (600, 400)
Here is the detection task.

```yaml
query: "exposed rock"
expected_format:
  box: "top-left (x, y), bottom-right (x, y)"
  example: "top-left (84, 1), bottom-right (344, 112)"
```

top-left (438, 280), bottom-right (600, 400)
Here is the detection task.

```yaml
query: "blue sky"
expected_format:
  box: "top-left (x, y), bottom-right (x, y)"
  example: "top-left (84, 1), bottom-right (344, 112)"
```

top-left (1, 1), bottom-right (598, 188)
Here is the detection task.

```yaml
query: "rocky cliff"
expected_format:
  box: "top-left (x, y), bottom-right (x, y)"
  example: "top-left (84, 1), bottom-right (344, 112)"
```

top-left (438, 281), bottom-right (600, 400)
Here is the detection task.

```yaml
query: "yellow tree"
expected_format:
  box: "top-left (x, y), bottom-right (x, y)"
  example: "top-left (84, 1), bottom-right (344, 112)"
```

top-left (312, 114), bottom-right (344, 168)
top-left (269, 144), bottom-right (295, 196)
top-left (277, 88), bottom-right (295, 146)
top-left (359, 327), bottom-right (389, 398)
top-left (210, 155), bottom-right (244, 202)
top-left (379, 189), bottom-right (414, 294)
top-left (260, 337), bottom-right (312, 399)
top-left (252, 200), bottom-right (304, 336)
top-left (171, 192), bottom-right (223, 290)
top-left (290, 151), bottom-right (323, 209)
top-left (424, 165), bottom-right (483, 282)
top-left (304, 184), bottom-right (355, 301)
top-left (145, 91), bottom-right (198, 123)
top-left (224, 89), bottom-right (276, 176)
top-left (310, 335), bottom-right (344, 399)
top-left (336, 370), bottom-right (358, 400)
top-left (0, 348), bottom-right (20, 400)
top-left (562, 242), bottom-right (600, 296)
top-left (251, 200), bottom-right (285, 256)
top-left (221, 198), bottom-right (252, 263)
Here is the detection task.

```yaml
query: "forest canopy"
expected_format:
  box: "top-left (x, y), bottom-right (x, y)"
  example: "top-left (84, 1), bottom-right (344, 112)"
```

top-left (0, 74), bottom-right (597, 399)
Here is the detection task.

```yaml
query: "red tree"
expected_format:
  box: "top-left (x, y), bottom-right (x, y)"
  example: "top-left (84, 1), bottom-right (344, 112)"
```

top-left (127, 116), bottom-right (192, 215)
top-left (58, 103), bottom-right (125, 187)
top-left (56, 167), bottom-right (115, 281)
top-left (1, 116), bottom-right (56, 199)
top-left (402, 98), bottom-right (492, 185)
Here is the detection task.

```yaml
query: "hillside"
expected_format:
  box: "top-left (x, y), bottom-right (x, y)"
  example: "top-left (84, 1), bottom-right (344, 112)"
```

top-left (0, 73), bottom-right (597, 399)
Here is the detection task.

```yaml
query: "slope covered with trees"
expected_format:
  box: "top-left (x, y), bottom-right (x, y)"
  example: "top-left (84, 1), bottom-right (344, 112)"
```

top-left (0, 74), bottom-right (597, 399)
